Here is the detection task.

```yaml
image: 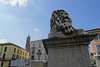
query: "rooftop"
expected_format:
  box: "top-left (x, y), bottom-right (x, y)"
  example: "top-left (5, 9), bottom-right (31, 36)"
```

top-left (85, 28), bottom-right (100, 32)
top-left (0, 42), bottom-right (26, 50)
top-left (31, 40), bottom-right (42, 42)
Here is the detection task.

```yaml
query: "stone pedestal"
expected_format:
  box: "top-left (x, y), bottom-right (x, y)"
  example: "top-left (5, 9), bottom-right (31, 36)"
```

top-left (42, 34), bottom-right (97, 67)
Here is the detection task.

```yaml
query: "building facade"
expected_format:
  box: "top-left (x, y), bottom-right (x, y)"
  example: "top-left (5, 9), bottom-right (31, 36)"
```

top-left (0, 42), bottom-right (29, 67)
top-left (86, 28), bottom-right (100, 56)
top-left (86, 28), bottom-right (100, 67)
top-left (29, 40), bottom-right (48, 67)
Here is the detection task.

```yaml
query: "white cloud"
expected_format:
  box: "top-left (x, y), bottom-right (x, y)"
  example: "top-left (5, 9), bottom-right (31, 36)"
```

top-left (18, 0), bottom-right (27, 6)
top-left (34, 28), bottom-right (39, 32)
top-left (0, 0), bottom-right (27, 7)
top-left (0, 39), bottom-right (8, 43)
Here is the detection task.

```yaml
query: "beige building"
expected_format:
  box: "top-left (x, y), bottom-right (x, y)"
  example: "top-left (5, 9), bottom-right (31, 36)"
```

top-left (85, 28), bottom-right (100, 67)
top-left (29, 40), bottom-right (48, 67)
top-left (85, 28), bottom-right (100, 56)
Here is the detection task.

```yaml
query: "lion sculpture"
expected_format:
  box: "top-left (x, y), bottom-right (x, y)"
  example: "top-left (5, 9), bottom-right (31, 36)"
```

top-left (50, 10), bottom-right (76, 34)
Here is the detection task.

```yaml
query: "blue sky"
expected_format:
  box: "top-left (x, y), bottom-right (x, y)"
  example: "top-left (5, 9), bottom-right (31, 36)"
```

top-left (0, 0), bottom-right (100, 48)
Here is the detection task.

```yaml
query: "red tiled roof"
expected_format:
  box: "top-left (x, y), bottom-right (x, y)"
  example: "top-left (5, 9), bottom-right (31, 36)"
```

top-left (91, 28), bottom-right (100, 30)
top-left (85, 28), bottom-right (100, 32)
top-left (31, 40), bottom-right (42, 42)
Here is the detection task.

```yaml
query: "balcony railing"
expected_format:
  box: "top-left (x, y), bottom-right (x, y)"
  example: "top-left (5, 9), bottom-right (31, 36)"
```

top-left (0, 57), bottom-right (16, 60)
top-left (32, 52), bottom-right (35, 54)
top-left (0, 58), bottom-right (12, 60)
top-left (31, 47), bottom-right (35, 49)
top-left (37, 52), bottom-right (42, 55)
top-left (37, 49), bottom-right (42, 55)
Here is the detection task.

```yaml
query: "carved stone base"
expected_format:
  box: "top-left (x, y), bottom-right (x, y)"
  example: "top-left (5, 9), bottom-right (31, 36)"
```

top-left (48, 45), bottom-right (90, 67)
top-left (48, 29), bottom-right (84, 38)
top-left (42, 34), bottom-right (97, 67)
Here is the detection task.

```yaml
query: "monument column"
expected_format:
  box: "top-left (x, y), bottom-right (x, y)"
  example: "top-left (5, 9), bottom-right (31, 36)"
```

top-left (42, 10), bottom-right (97, 67)
top-left (43, 34), bottom-right (97, 67)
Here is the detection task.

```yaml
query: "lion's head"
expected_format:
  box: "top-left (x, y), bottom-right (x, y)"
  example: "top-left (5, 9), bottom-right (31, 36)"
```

top-left (50, 10), bottom-right (76, 34)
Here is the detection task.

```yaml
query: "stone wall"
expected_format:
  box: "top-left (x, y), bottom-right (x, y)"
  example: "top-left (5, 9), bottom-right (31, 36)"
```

top-left (48, 45), bottom-right (90, 67)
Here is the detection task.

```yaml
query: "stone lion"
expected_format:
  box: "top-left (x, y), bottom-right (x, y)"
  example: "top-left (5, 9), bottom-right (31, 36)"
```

top-left (50, 10), bottom-right (76, 34)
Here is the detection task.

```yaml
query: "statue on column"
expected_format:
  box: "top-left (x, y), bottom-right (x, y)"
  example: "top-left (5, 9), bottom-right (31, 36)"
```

top-left (50, 10), bottom-right (76, 34)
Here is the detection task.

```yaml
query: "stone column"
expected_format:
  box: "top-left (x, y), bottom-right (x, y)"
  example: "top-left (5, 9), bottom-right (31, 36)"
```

top-left (42, 9), bottom-right (97, 67)
top-left (42, 34), bottom-right (97, 67)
